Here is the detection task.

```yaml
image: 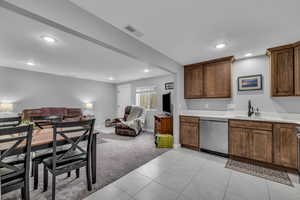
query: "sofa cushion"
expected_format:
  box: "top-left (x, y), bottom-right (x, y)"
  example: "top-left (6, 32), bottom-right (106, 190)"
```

top-left (22, 109), bottom-right (42, 121)
top-left (22, 107), bottom-right (82, 121)
top-left (66, 108), bottom-right (82, 117)
top-left (41, 107), bottom-right (67, 116)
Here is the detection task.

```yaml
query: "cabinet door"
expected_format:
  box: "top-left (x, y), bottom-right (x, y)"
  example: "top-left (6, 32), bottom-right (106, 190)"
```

top-left (204, 61), bottom-right (231, 98)
top-left (250, 130), bottom-right (273, 163)
top-left (229, 127), bottom-right (250, 158)
top-left (271, 48), bottom-right (294, 96)
top-left (184, 65), bottom-right (204, 98)
top-left (180, 122), bottom-right (199, 149)
top-left (273, 124), bottom-right (298, 169)
top-left (295, 45), bottom-right (300, 96)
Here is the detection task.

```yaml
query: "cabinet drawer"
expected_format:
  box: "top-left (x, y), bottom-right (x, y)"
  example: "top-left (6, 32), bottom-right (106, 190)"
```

top-left (180, 116), bottom-right (200, 124)
top-left (230, 120), bottom-right (272, 131)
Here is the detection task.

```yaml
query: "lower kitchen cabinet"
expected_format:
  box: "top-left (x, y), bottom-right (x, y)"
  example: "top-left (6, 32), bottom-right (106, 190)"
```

top-left (229, 120), bottom-right (273, 164)
top-left (230, 120), bottom-right (299, 169)
top-left (180, 116), bottom-right (200, 150)
top-left (229, 127), bottom-right (250, 158)
top-left (273, 123), bottom-right (298, 169)
top-left (250, 130), bottom-right (273, 163)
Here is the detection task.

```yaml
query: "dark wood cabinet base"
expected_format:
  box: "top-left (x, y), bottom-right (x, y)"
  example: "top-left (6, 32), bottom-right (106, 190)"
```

top-left (181, 144), bottom-right (199, 151)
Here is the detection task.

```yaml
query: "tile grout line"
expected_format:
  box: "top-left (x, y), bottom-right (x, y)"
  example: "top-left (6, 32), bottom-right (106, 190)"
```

top-left (265, 180), bottom-right (272, 200)
top-left (112, 171), bottom-right (154, 199)
top-left (175, 162), bottom-right (208, 200)
top-left (222, 170), bottom-right (233, 200)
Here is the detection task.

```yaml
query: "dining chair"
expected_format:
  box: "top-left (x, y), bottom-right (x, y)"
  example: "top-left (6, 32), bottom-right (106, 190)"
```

top-left (0, 116), bottom-right (22, 129)
top-left (31, 115), bottom-right (63, 129)
top-left (43, 119), bottom-right (95, 200)
top-left (31, 114), bottom-right (72, 190)
top-left (0, 124), bottom-right (33, 200)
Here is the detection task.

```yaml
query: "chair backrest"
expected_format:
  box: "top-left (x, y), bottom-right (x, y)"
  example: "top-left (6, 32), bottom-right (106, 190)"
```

top-left (30, 115), bottom-right (63, 122)
top-left (52, 119), bottom-right (95, 170)
top-left (0, 125), bottom-right (33, 178)
top-left (0, 117), bottom-right (22, 129)
top-left (124, 106), bottom-right (132, 121)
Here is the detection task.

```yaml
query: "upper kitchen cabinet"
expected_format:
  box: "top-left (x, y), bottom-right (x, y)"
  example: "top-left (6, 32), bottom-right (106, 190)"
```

top-left (203, 59), bottom-right (232, 98)
top-left (295, 43), bottom-right (300, 96)
top-left (184, 56), bottom-right (234, 99)
top-left (184, 64), bottom-right (204, 98)
top-left (267, 41), bottom-right (300, 97)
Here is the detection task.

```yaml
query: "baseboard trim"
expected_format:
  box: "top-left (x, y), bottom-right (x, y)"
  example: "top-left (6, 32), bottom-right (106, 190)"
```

top-left (173, 143), bottom-right (181, 148)
top-left (144, 128), bottom-right (154, 133)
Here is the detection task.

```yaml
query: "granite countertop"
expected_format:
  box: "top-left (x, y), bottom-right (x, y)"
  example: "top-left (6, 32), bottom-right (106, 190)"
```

top-left (180, 110), bottom-right (300, 125)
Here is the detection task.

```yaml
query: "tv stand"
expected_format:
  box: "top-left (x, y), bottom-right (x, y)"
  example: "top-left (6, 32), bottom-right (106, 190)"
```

top-left (154, 115), bottom-right (173, 135)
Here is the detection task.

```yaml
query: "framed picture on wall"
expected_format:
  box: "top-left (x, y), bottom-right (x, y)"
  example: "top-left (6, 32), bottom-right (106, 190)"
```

top-left (165, 82), bottom-right (174, 90)
top-left (237, 74), bottom-right (263, 91)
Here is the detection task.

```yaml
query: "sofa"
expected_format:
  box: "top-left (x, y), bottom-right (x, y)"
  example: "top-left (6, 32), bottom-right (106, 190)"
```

top-left (22, 107), bottom-right (83, 121)
top-left (114, 106), bottom-right (145, 137)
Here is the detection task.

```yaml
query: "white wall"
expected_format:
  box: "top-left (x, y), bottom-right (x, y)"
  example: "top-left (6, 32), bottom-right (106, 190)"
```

top-left (186, 55), bottom-right (300, 114)
top-left (118, 75), bottom-right (174, 131)
top-left (0, 66), bottom-right (116, 127)
top-left (2, 0), bottom-right (184, 146)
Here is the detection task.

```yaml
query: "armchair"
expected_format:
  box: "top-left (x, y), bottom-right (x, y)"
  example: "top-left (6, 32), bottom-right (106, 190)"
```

top-left (115, 106), bottom-right (145, 136)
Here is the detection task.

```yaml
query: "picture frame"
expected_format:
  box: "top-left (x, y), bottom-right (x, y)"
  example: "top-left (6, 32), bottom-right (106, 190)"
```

top-left (165, 82), bottom-right (174, 90)
top-left (237, 74), bottom-right (263, 91)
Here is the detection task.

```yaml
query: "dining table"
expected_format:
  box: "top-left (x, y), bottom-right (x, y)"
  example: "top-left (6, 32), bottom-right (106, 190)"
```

top-left (0, 127), bottom-right (99, 184)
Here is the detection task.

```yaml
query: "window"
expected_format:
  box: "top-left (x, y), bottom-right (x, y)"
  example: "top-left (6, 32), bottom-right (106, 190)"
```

top-left (136, 86), bottom-right (157, 109)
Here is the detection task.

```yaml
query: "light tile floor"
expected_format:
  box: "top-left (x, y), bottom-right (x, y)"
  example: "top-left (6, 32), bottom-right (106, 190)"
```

top-left (85, 148), bottom-right (300, 200)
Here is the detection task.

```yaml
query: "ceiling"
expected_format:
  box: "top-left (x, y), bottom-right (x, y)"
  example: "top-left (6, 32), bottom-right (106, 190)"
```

top-left (69, 0), bottom-right (300, 64)
top-left (0, 6), bottom-right (170, 83)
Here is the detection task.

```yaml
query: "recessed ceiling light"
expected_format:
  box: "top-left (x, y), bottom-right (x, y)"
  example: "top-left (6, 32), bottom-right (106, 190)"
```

top-left (216, 43), bottom-right (226, 49)
top-left (143, 69), bottom-right (150, 73)
top-left (41, 35), bottom-right (56, 44)
top-left (108, 77), bottom-right (115, 81)
top-left (26, 61), bottom-right (35, 66)
top-left (244, 53), bottom-right (253, 57)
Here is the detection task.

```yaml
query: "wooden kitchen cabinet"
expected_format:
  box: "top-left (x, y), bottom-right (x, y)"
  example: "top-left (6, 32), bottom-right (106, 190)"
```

top-left (273, 123), bottom-right (298, 169)
top-left (270, 48), bottom-right (294, 96)
top-left (180, 116), bottom-right (200, 150)
top-left (184, 64), bottom-right (204, 98)
top-left (203, 61), bottom-right (231, 98)
top-left (230, 120), bottom-right (299, 169)
top-left (184, 56), bottom-right (233, 99)
top-left (267, 41), bottom-right (300, 97)
top-left (250, 130), bottom-right (273, 163)
top-left (295, 44), bottom-right (300, 96)
top-left (229, 127), bottom-right (250, 158)
top-left (229, 120), bottom-right (273, 163)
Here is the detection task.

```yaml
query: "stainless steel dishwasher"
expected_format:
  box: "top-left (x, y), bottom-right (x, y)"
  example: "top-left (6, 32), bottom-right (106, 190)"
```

top-left (200, 118), bottom-right (228, 155)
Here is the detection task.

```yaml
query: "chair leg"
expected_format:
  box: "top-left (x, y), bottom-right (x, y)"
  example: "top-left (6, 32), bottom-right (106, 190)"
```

top-left (52, 175), bottom-right (56, 200)
top-left (31, 161), bottom-right (35, 177)
top-left (33, 162), bottom-right (39, 190)
top-left (86, 165), bottom-right (92, 191)
top-left (67, 171), bottom-right (71, 177)
top-left (76, 168), bottom-right (80, 178)
top-left (21, 187), bottom-right (25, 200)
top-left (43, 165), bottom-right (48, 192)
top-left (24, 177), bottom-right (30, 200)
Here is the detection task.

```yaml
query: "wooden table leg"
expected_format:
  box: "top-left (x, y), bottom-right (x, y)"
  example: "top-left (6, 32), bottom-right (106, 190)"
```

top-left (91, 134), bottom-right (97, 184)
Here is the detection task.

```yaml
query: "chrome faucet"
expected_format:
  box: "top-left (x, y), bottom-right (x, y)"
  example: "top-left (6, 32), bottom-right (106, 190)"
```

top-left (248, 100), bottom-right (254, 117)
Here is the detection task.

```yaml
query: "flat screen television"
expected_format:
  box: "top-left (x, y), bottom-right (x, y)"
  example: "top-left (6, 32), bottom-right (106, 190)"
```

top-left (162, 92), bottom-right (171, 114)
